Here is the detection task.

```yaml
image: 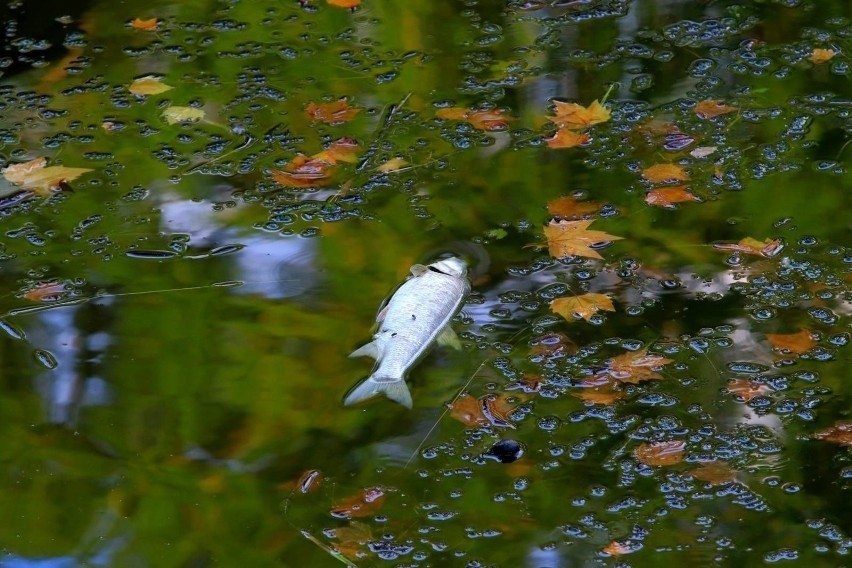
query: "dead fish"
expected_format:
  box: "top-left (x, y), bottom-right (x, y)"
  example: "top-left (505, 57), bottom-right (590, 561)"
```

top-left (344, 256), bottom-right (470, 408)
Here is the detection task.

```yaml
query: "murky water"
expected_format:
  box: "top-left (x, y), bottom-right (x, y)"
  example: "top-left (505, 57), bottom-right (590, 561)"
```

top-left (0, 0), bottom-right (849, 566)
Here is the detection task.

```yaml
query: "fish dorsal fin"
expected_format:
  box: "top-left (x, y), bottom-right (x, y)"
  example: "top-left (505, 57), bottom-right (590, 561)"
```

top-left (349, 340), bottom-right (380, 360)
top-left (436, 326), bottom-right (462, 350)
top-left (409, 264), bottom-right (429, 277)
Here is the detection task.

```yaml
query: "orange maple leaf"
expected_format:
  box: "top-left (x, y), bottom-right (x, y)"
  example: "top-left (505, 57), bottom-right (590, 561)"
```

top-left (607, 348), bottom-right (673, 383)
top-left (545, 128), bottom-right (589, 149)
top-left (543, 220), bottom-right (623, 260)
top-left (305, 100), bottom-right (361, 124)
top-left (766, 329), bottom-right (816, 354)
top-left (449, 394), bottom-right (516, 428)
top-left (726, 379), bottom-right (771, 402)
top-left (436, 107), bottom-right (512, 131)
top-left (645, 185), bottom-right (700, 207)
top-left (634, 440), bottom-right (685, 466)
top-left (813, 422), bottom-right (852, 447)
top-left (713, 237), bottom-right (784, 257)
top-left (22, 281), bottom-right (70, 302)
top-left (2, 157), bottom-right (92, 195)
top-left (694, 100), bottom-right (737, 119)
top-left (809, 48), bottom-right (836, 64)
top-left (546, 196), bottom-right (601, 219)
top-left (549, 99), bottom-right (611, 130)
top-left (551, 293), bottom-right (615, 322)
top-left (130, 18), bottom-right (159, 31)
top-left (641, 163), bottom-right (690, 183)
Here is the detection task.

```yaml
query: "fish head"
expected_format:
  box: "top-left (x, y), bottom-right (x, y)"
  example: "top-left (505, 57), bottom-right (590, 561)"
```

top-left (430, 256), bottom-right (467, 277)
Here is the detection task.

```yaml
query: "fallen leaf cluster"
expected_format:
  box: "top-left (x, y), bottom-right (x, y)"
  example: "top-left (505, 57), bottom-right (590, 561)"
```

top-left (271, 138), bottom-right (360, 188)
top-left (545, 99), bottom-right (610, 149)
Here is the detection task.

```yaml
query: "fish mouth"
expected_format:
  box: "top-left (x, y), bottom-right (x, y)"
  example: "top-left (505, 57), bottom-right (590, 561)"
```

top-left (423, 242), bottom-right (489, 278)
top-left (429, 256), bottom-right (467, 277)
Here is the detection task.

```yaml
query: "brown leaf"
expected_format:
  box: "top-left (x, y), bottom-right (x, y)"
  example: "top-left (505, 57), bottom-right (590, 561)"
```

top-left (328, 0), bottom-right (361, 7)
top-left (305, 100), bottom-right (361, 124)
top-left (726, 379), bottom-right (771, 402)
top-left (449, 394), bottom-right (489, 427)
top-left (546, 196), bottom-right (601, 219)
top-left (766, 329), bottom-right (816, 354)
top-left (809, 48), bottom-right (836, 64)
top-left (545, 128), bottom-right (589, 149)
top-left (2, 157), bottom-right (92, 195)
top-left (713, 237), bottom-right (784, 257)
top-left (130, 18), bottom-right (159, 31)
top-left (551, 293), bottom-right (615, 322)
top-left (436, 107), bottom-right (512, 131)
top-left (313, 138), bottom-right (361, 164)
top-left (645, 185), bottom-right (700, 207)
top-left (572, 375), bottom-right (625, 405)
top-left (549, 99), bottom-right (611, 130)
top-left (296, 469), bottom-right (323, 494)
top-left (634, 440), bottom-right (686, 466)
top-left (330, 487), bottom-right (385, 518)
top-left (813, 422), bottom-right (852, 447)
top-left (481, 394), bottom-right (516, 429)
top-left (694, 100), bottom-right (737, 119)
top-left (330, 521), bottom-right (372, 560)
top-left (271, 155), bottom-right (335, 188)
top-left (690, 461), bottom-right (737, 485)
top-left (543, 219), bottom-right (623, 260)
top-left (641, 163), bottom-right (690, 183)
top-left (603, 540), bottom-right (640, 556)
top-left (528, 332), bottom-right (577, 359)
top-left (608, 348), bottom-right (673, 383)
top-left (22, 281), bottom-right (69, 302)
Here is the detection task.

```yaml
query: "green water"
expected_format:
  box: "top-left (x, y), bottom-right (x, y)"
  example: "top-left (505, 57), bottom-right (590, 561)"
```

top-left (0, 0), bottom-right (849, 566)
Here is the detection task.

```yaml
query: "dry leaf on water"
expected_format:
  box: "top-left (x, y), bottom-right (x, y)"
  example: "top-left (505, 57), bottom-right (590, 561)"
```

top-left (572, 375), bottom-right (625, 405)
top-left (645, 186), bottom-right (700, 207)
top-left (162, 106), bottom-right (205, 125)
top-left (305, 100), bottom-right (361, 123)
top-left (313, 138), bottom-right (360, 164)
top-left (713, 237), bottom-right (784, 258)
top-left (809, 48), bottom-right (836, 64)
top-left (546, 196), bottom-right (601, 219)
top-left (543, 220), bottom-right (623, 260)
top-left (549, 99), bottom-right (611, 130)
top-left (436, 107), bottom-right (512, 131)
top-left (330, 487), bottom-right (385, 518)
top-left (551, 293), bottom-right (614, 322)
top-left (641, 163), bottom-right (690, 183)
top-left (130, 18), bottom-right (159, 31)
top-left (377, 157), bottom-right (407, 173)
top-left (327, 0), bottom-right (361, 7)
top-left (603, 540), bottom-right (640, 556)
top-left (545, 128), bottom-right (589, 149)
top-left (726, 379), bottom-right (771, 402)
top-left (128, 76), bottom-right (173, 96)
top-left (813, 422), bottom-right (852, 447)
top-left (694, 100), bottom-right (737, 119)
top-left (330, 521), bottom-right (371, 560)
top-left (766, 329), bottom-right (816, 354)
top-left (271, 139), bottom-right (361, 188)
top-left (634, 440), bottom-right (686, 466)
top-left (2, 157), bottom-right (92, 195)
top-left (690, 461), bottom-right (737, 485)
top-left (22, 282), bottom-right (69, 302)
top-left (608, 348), bottom-right (673, 383)
top-left (449, 394), bottom-right (516, 428)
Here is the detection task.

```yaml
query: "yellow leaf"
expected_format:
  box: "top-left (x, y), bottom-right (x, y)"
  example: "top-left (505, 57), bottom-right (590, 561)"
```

top-left (645, 185), bottom-right (700, 207)
top-left (545, 128), bottom-right (589, 149)
top-left (608, 348), bottom-right (673, 383)
top-left (547, 196), bottom-right (601, 219)
top-left (130, 18), bottom-right (159, 31)
top-left (694, 100), bottom-right (737, 119)
top-left (162, 106), bottom-right (205, 124)
top-left (2, 157), bottom-right (92, 194)
top-left (128, 76), bottom-right (173, 96)
top-left (766, 329), bottom-right (816, 354)
top-left (271, 155), bottom-right (336, 188)
top-left (313, 138), bottom-right (360, 164)
top-left (327, 0), bottom-right (361, 7)
top-left (809, 48), bottom-right (836, 64)
top-left (377, 157), bottom-right (408, 173)
top-left (436, 107), bottom-right (512, 130)
top-left (549, 99), bottom-right (611, 129)
top-left (543, 219), bottom-right (623, 260)
top-left (641, 163), bottom-right (690, 183)
top-left (551, 293), bottom-right (615, 322)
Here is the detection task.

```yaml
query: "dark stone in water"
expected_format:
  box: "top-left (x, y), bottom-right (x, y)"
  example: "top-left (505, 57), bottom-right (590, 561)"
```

top-left (484, 439), bottom-right (526, 463)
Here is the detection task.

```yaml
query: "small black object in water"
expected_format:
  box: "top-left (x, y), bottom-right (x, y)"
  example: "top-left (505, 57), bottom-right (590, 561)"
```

top-left (483, 440), bottom-right (526, 463)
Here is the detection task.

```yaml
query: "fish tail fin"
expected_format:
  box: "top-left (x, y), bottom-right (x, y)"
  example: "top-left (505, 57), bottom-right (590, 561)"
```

top-left (343, 377), bottom-right (412, 409)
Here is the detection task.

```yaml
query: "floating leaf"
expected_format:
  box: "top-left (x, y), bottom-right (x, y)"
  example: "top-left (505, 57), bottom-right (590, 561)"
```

top-left (634, 440), bottom-right (686, 466)
top-left (545, 128), bottom-right (589, 149)
top-left (641, 163), bottom-right (690, 183)
top-left (481, 394), bottom-right (516, 429)
top-left (436, 107), bottom-right (512, 130)
top-left (608, 348), bottom-right (673, 383)
top-left (305, 100), bottom-right (361, 124)
top-left (330, 522), bottom-right (372, 561)
top-left (551, 293), bottom-right (615, 322)
top-left (713, 237), bottom-right (783, 257)
top-left (549, 99), bottom-right (611, 130)
top-left (22, 281), bottom-right (69, 302)
top-left (128, 76), bottom-right (173, 96)
top-left (645, 185), bottom-right (700, 207)
top-left (330, 487), bottom-right (385, 518)
top-left (726, 379), bottom-right (771, 402)
top-left (162, 106), bottom-right (205, 124)
top-left (449, 394), bottom-right (489, 427)
top-left (690, 146), bottom-right (717, 158)
top-left (313, 138), bottom-right (361, 164)
top-left (2, 157), bottom-right (92, 195)
top-left (809, 48), bottom-right (836, 64)
top-left (546, 196), bottom-right (601, 219)
top-left (572, 375), bottom-right (625, 405)
top-left (377, 157), bottom-right (407, 173)
top-left (690, 461), bottom-right (737, 485)
top-left (766, 329), bottom-right (816, 354)
top-left (528, 332), bottom-right (577, 359)
top-left (603, 540), bottom-right (640, 556)
top-left (543, 220), bottom-right (623, 260)
top-left (813, 422), bottom-right (852, 447)
top-left (130, 18), bottom-right (159, 31)
top-left (328, 0), bottom-right (361, 7)
top-left (271, 155), bottom-right (335, 188)
top-left (694, 100), bottom-right (737, 119)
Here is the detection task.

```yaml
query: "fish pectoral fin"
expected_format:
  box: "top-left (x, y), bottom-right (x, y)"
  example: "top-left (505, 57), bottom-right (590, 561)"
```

top-left (349, 340), bottom-right (380, 359)
top-left (409, 264), bottom-right (429, 277)
top-left (436, 326), bottom-right (462, 350)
